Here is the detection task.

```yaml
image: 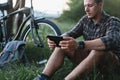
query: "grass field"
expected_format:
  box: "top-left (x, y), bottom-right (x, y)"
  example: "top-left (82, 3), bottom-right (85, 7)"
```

top-left (0, 20), bottom-right (120, 80)
top-left (0, 20), bottom-right (76, 80)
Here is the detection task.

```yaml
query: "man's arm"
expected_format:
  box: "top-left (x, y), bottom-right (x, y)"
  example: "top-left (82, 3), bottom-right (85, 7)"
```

top-left (84, 38), bottom-right (106, 50)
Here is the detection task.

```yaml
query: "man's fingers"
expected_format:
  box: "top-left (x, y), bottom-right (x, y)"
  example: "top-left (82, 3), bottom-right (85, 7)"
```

top-left (61, 46), bottom-right (68, 50)
top-left (63, 37), bottom-right (73, 40)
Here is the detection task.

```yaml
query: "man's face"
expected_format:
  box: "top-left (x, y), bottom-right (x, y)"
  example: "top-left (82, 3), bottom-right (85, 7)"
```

top-left (84, 0), bottom-right (102, 19)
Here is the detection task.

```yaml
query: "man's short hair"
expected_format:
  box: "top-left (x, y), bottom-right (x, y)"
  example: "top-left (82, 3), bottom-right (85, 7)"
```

top-left (95, 0), bottom-right (103, 4)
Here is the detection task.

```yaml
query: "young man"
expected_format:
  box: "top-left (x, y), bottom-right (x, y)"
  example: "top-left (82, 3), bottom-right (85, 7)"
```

top-left (33, 0), bottom-right (120, 80)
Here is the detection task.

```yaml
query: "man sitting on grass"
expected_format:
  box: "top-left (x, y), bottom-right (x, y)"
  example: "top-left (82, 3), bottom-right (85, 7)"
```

top-left (33, 0), bottom-right (120, 80)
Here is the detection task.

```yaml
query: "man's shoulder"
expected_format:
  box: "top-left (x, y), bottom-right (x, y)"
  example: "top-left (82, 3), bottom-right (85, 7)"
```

top-left (109, 16), bottom-right (120, 22)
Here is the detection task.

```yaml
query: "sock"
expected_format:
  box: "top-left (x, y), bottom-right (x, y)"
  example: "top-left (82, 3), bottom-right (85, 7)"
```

top-left (41, 73), bottom-right (50, 79)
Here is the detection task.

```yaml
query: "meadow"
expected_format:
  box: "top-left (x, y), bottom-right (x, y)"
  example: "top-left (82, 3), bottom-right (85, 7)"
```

top-left (0, 20), bottom-right (119, 80)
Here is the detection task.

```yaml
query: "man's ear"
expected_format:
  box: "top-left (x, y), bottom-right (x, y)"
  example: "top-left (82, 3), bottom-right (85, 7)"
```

top-left (99, 2), bottom-right (103, 8)
top-left (98, 2), bottom-right (103, 10)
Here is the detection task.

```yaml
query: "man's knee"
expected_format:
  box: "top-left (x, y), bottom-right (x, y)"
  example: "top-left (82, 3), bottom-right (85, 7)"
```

top-left (94, 50), bottom-right (120, 74)
top-left (91, 50), bottom-right (105, 56)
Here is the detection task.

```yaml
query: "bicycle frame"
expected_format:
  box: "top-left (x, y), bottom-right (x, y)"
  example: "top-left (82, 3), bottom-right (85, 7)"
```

top-left (29, 0), bottom-right (44, 47)
top-left (0, 7), bottom-right (30, 45)
top-left (0, 0), bottom-right (45, 48)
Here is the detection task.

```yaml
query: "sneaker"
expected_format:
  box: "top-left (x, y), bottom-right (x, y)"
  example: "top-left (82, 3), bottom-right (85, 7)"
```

top-left (33, 74), bottom-right (49, 80)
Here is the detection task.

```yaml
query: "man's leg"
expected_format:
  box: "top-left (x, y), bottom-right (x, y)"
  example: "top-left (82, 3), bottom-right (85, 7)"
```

top-left (98, 51), bottom-right (120, 75)
top-left (64, 50), bottom-right (120, 80)
top-left (33, 47), bottom-right (65, 80)
top-left (42, 47), bottom-right (65, 77)
top-left (33, 47), bottom-right (89, 80)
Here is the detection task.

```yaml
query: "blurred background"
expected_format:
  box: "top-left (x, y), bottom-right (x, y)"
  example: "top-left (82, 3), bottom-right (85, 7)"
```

top-left (0, 0), bottom-right (119, 20)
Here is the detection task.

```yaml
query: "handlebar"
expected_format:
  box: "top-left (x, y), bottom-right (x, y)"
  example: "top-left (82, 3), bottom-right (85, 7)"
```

top-left (0, 7), bottom-right (30, 20)
top-left (0, 2), bottom-right (10, 10)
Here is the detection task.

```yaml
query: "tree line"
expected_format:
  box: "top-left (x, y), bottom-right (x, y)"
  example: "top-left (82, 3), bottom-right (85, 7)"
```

top-left (0, 0), bottom-right (28, 39)
top-left (59, 0), bottom-right (120, 22)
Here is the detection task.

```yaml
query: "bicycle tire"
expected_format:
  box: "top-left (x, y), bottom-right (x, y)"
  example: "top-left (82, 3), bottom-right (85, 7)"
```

top-left (21, 18), bottom-right (61, 40)
top-left (20, 18), bottom-right (61, 61)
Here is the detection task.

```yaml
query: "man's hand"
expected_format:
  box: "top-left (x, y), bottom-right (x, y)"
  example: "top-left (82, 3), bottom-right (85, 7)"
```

top-left (47, 39), bottom-right (56, 51)
top-left (59, 37), bottom-right (78, 52)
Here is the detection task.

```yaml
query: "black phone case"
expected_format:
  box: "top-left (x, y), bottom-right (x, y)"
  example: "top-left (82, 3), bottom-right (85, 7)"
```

top-left (46, 35), bottom-right (63, 47)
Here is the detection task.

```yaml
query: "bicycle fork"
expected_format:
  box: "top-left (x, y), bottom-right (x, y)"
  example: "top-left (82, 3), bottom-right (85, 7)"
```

top-left (30, 19), bottom-right (44, 48)
top-left (30, 0), bottom-right (44, 48)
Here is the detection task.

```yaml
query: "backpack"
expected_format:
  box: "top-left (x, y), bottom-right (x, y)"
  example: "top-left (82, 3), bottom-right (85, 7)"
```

top-left (0, 40), bottom-right (26, 67)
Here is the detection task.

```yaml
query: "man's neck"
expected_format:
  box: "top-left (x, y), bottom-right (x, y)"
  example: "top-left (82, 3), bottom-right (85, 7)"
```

top-left (92, 11), bottom-right (103, 24)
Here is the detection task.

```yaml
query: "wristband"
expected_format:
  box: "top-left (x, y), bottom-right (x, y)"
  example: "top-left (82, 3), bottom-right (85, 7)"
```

top-left (78, 41), bottom-right (85, 49)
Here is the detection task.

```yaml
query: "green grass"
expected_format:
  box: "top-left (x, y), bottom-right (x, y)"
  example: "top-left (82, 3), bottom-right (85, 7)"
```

top-left (0, 63), bottom-right (44, 80)
top-left (0, 20), bottom-right (119, 80)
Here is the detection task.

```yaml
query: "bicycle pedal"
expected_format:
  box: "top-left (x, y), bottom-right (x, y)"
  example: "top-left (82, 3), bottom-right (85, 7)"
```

top-left (34, 43), bottom-right (44, 48)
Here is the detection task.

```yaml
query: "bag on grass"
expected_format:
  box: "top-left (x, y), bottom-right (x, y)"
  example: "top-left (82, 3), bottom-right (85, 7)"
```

top-left (0, 40), bottom-right (26, 67)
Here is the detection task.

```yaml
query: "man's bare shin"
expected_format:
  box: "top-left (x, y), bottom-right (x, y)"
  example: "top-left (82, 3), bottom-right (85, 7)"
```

top-left (42, 47), bottom-right (65, 77)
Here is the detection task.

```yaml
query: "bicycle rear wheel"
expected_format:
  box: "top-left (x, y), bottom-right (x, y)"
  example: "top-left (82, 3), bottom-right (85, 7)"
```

top-left (20, 18), bottom-right (61, 61)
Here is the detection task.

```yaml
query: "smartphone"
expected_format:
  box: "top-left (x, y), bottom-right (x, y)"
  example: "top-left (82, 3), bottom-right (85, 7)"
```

top-left (46, 35), bottom-right (63, 47)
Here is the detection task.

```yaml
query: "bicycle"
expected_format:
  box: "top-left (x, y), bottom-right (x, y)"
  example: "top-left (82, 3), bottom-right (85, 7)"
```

top-left (0, 0), bottom-right (62, 61)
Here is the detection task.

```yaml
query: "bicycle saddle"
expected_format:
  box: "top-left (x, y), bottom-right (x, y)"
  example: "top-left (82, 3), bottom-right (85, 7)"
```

top-left (0, 2), bottom-right (10, 10)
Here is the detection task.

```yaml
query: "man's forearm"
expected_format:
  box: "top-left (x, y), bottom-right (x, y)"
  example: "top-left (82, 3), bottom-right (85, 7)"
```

top-left (84, 38), bottom-right (105, 50)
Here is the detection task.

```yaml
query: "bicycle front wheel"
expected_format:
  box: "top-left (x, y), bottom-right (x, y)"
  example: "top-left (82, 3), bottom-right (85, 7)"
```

top-left (20, 19), bottom-right (61, 60)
